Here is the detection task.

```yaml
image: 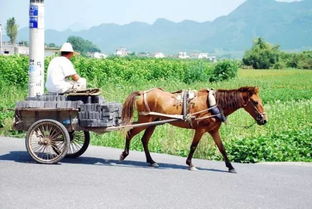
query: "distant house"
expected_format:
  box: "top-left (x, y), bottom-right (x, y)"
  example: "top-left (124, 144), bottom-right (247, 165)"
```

top-left (178, 52), bottom-right (189, 59)
top-left (1, 42), bottom-right (61, 57)
top-left (115, 48), bottom-right (128, 57)
top-left (154, 52), bottom-right (165, 58)
top-left (45, 47), bottom-right (59, 57)
top-left (207, 55), bottom-right (217, 63)
top-left (197, 53), bottom-right (209, 59)
top-left (137, 52), bottom-right (150, 57)
top-left (192, 53), bottom-right (217, 62)
top-left (91, 52), bottom-right (108, 59)
top-left (1, 42), bottom-right (29, 55)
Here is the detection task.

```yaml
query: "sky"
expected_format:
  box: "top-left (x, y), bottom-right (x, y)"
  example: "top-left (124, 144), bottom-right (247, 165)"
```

top-left (0, 0), bottom-right (247, 31)
top-left (0, 0), bottom-right (301, 31)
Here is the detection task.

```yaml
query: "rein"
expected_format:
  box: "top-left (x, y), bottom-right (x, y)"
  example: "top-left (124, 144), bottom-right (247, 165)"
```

top-left (225, 121), bottom-right (256, 129)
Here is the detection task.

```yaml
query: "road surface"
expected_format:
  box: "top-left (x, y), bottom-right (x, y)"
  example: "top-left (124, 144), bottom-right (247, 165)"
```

top-left (0, 137), bottom-right (311, 209)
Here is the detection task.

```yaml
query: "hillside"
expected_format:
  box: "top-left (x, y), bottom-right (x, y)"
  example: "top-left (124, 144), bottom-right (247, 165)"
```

top-left (17, 0), bottom-right (312, 55)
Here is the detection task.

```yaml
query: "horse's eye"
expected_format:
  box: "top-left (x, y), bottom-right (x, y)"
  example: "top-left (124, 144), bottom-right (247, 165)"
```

top-left (253, 101), bottom-right (259, 105)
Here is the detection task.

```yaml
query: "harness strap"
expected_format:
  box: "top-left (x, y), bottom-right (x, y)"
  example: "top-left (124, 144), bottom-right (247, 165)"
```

top-left (182, 90), bottom-right (188, 120)
top-left (195, 114), bottom-right (219, 121)
top-left (143, 92), bottom-right (151, 113)
top-left (190, 106), bottom-right (215, 116)
top-left (139, 111), bottom-right (184, 120)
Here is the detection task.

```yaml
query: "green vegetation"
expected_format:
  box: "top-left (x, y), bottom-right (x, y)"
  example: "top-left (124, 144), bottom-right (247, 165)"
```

top-left (6, 17), bottom-right (18, 45)
top-left (0, 55), bottom-right (311, 163)
top-left (209, 60), bottom-right (239, 82)
top-left (243, 38), bottom-right (280, 69)
top-left (279, 51), bottom-right (312, 70)
top-left (73, 56), bottom-right (217, 85)
top-left (67, 36), bottom-right (101, 56)
top-left (226, 128), bottom-right (312, 163)
top-left (243, 38), bottom-right (312, 69)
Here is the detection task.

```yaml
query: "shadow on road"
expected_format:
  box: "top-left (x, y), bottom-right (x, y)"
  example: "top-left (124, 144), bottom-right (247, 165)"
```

top-left (0, 151), bottom-right (32, 163)
top-left (0, 151), bottom-right (228, 173)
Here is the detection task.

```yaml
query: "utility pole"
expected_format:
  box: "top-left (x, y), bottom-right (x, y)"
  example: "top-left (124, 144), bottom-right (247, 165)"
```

top-left (29, 0), bottom-right (45, 97)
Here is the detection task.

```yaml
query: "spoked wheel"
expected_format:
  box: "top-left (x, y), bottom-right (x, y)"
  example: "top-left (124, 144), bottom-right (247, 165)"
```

top-left (66, 131), bottom-right (90, 158)
top-left (25, 119), bottom-right (70, 164)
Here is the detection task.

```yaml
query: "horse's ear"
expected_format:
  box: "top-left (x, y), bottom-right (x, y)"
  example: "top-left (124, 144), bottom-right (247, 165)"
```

top-left (239, 87), bottom-right (258, 104)
top-left (239, 86), bottom-right (259, 96)
top-left (248, 87), bottom-right (259, 96)
top-left (254, 87), bottom-right (259, 94)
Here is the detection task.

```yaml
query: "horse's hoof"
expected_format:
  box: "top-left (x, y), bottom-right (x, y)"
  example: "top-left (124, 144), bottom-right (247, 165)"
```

top-left (150, 163), bottom-right (159, 168)
top-left (229, 168), bottom-right (237, 173)
top-left (189, 166), bottom-right (198, 171)
top-left (119, 154), bottom-right (125, 161)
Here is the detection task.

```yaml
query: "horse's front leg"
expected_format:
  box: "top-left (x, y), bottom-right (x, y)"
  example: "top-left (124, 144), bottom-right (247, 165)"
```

top-left (209, 130), bottom-right (236, 173)
top-left (186, 129), bottom-right (205, 171)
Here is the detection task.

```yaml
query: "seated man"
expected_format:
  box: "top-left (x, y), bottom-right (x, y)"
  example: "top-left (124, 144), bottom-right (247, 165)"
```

top-left (45, 42), bottom-right (86, 93)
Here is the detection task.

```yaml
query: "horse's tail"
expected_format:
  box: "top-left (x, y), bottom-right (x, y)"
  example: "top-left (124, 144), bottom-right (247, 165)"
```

top-left (122, 91), bottom-right (141, 125)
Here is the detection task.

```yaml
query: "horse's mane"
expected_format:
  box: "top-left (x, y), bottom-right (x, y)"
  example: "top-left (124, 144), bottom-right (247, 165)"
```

top-left (215, 86), bottom-right (258, 110)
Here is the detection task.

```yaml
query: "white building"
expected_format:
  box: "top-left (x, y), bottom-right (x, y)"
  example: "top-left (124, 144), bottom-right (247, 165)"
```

top-left (154, 52), bottom-right (165, 58)
top-left (1, 42), bottom-right (29, 55)
top-left (44, 47), bottom-right (59, 57)
top-left (197, 53), bottom-right (209, 59)
top-left (178, 52), bottom-right (190, 59)
top-left (193, 53), bottom-right (217, 62)
top-left (1, 42), bottom-right (62, 57)
top-left (207, 55), bottom-right (217, 63)
top-left (115, 48), bottom-right (128, 57)
top-left (91, 52), bottom-right (108, 59)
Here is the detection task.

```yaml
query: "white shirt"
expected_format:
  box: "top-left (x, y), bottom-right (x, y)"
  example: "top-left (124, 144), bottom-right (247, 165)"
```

top-left (45, 56), bottom-right (77, 93)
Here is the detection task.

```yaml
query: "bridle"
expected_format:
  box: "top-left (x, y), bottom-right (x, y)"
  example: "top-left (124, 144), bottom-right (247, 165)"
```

top-left (243, 99), bottom-right (266, 123)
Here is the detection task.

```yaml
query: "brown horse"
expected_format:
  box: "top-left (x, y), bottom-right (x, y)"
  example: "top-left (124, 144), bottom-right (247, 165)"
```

top-left (120, 86), bottom-right (267, 172)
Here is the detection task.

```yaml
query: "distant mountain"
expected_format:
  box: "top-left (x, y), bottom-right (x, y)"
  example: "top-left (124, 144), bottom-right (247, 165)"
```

top-left (17, 0), bottom-right (312, 56)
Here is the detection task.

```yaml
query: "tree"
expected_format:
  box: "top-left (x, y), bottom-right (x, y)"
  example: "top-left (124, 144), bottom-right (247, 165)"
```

top-left (209, 60), bottom-right (239, 82)
top-left (242, 38), bottom-right (280, 69)
top-left (67, 36), bottom-right (101, 56)
top-left (6, 17), bottom-right (18, 45)
top-left (47, 43), bottom-right (57, 48)
top-left (297, 51), bottom-right (312, 69)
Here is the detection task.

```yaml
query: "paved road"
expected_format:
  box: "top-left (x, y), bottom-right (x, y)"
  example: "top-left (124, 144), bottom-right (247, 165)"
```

top-left (0, 137), bottom-right (311, 209)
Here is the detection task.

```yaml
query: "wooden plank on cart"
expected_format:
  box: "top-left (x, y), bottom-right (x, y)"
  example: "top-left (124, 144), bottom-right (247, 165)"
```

top-left (67, 88), bottom-right (102, 96)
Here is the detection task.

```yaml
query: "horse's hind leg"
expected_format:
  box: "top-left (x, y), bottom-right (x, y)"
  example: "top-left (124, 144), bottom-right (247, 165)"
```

top-left (141, 125), bottom-right (157, 167)
top-left (186, 129), bottom-right (205, 170)
top-left (209, 130), bottom-right (236, 173)
top-left (120, 127), bottom-right (146, 161)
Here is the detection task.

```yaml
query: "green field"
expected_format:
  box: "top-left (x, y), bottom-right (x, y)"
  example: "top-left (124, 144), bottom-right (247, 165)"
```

top-left (0, 56), bottom-right (311, 162)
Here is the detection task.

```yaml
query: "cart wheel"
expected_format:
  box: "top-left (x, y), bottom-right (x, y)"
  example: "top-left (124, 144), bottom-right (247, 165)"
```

top-left (66, 131), bottom-right (90, 158)
top-left (25, 119), bottom-right (70, 164)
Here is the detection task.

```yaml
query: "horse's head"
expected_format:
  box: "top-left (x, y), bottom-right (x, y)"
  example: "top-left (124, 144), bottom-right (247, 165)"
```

top-left (239, 87), bottom-right (267, 125)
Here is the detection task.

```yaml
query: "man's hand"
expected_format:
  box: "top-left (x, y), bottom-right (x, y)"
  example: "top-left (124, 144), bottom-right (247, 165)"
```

top-left (71, 74), bottom-right (80, 81)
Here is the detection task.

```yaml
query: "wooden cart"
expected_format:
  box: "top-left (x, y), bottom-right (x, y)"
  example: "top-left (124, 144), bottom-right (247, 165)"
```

top-left (13, 89), bottom-right (180, 164)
